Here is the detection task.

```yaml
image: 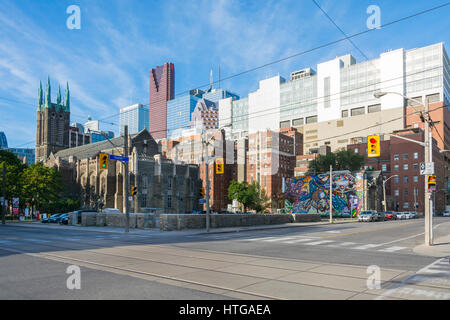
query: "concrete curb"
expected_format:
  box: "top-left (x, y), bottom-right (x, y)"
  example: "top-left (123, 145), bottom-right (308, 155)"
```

top-left (413, 235), bottom-right (450, 258)
top-left (3, 218), bottom-right (359, 237)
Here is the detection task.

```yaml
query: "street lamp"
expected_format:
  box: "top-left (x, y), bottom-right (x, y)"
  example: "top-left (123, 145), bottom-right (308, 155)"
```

top-left (374, 91), bottom-right (433, 246)
top-left (383, 175), bottom-right (398, 212)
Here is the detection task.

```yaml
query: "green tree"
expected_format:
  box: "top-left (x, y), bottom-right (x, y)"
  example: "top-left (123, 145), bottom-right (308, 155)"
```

top-left (0, 149), bottom-right (26, 204)
top-left (20, 163), bottom-right (64, 213)
top-left (307, 148), bottom-right (364, 174)
top-left (247, 182), bottom-right (271, 213)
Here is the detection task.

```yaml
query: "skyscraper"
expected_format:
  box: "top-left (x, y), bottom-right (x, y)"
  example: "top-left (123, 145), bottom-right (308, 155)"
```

top-left (120, 104), bottom-right (149, 135)
top-left (149, 62), bottom-right (175, 140)
top-left (0, 131), bottom-right (7, 149)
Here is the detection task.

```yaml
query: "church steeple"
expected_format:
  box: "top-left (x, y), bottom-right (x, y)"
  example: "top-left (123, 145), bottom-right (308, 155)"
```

top-left (37, 81), bottom-right (43, 111)
top-left (56, 86), bottom-right (62, 105)
top-left (64, 82), bottom-right (70, 112)
top-left (45, 76), bottom-right (51, 109)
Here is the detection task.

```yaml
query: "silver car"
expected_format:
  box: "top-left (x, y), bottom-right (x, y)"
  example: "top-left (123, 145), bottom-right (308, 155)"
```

top-left (358, 211), bottom-right (378, 222)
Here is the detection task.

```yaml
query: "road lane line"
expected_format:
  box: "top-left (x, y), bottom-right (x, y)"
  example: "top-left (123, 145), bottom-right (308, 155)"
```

top-left (378, 246), bottom-right (407, 253)
top-left (283, 238), bottom-right (316, 244)
top-left (327, 242), bottom-right (357, 247)
top-left (303, 240), bottom-right (335, 246)
top-left (352, 244), bottom-right (383, 250)
top-left (263, 237), bottom-right (297, 242)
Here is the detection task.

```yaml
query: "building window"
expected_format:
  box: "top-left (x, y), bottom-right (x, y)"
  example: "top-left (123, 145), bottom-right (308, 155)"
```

top-left (403, 153), bottom-right (408, 160)
top-left (413, 163), bottom-right (418, 170)
top-left (140, 194), bottom-right (147, 208)
top-left (167, 195), bottom-right (172, 208)
top-left (404, 188), bottom-right (409, 196)
top-left (394, 176), bottom-right (399, 184)
top-left (394, 189), bottom-right (399, 196)
top-left (413, 176), bottom-right (419, 183)
top-left (394, 165), bottom-right (399, 171)
top-left (341, 110), bottom-right (348, 118)
top-left (368, 104), bottom-right (381, 113)
top-left (394, 154), bottom-right (399, 161)
top-left (306, 116), bottom-right (317, 124)
top-left (403, 164), bottom-right (408, 171)
top-left (280, 120), bottom-right (290, 129)
top-left (168, 177), bottom-right (172, 189)
top-left (351, 107), bottom-right (365, 116)
top-left (426, 93), bottom-right (440, 103)
top-left (382, 164), bottom-right (387, 172)
top-left (413, 152), bottom-right (418, 159)
top-left (404, 176), bottom-right (408, 183)
top-left (354, 148), bottom-right (358, 153)
top-left (292, 118), bottom-right (304, 126)
top-left (403, 202), bottom-right (409, 209)
top-left (324, 77), bottom-right (331, 108)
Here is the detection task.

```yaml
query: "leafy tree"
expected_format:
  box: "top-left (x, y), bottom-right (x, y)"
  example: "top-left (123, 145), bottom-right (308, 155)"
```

top-left (247, 182), bottom-right (270, 213)
top-left (307, 148), bottom-right (364, 175)
top-left (20, 163), bottom-right (64, 213)
top-left (0, 149), bottom-right (26, 202)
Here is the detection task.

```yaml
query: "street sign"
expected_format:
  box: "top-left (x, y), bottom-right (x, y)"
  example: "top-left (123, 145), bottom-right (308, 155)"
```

top-left (109, 154), bottom-right (129, 162)
top-left (128, 196), bottom-right (133, 201)
top-left (12, 197), bottom-right (19, 207)
top-left (420, 162), bottom-right (435, 175)
top-left (12, 207), bottom-right (19, 215)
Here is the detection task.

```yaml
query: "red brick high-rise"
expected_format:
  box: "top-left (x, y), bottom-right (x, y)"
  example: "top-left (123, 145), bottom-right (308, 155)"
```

top-left (149, 62), bottom-right (175, 140)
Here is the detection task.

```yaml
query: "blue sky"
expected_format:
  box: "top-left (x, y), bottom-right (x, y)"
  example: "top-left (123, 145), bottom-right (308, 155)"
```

top-left (0, 0), bottom-right (449, 148)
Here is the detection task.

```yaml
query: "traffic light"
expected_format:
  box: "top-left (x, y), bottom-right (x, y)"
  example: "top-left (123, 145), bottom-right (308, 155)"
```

top-left (130, 186), bottom-right (137, 196)
top-left (200, 187), bottom-right (205, 198)
top-left (216, 158), bottom-right (224, 174)
top-left (427, 175), bottom-right (437, 191)
top-left (99, 153), bottom-right (108, 170)
top-left (367, 135), bottom-right (380, 158)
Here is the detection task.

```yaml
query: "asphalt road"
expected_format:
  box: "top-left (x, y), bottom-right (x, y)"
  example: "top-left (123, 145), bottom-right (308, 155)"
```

top-left (0, 217), bottom-right (449, 300)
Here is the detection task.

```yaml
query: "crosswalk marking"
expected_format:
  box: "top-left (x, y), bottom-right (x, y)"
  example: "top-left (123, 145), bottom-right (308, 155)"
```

top-left (284, 238), bottom-right (316, 244)
top-left (417, 258), bottom-right (450, 275)
top-left (304, 240), bottom-right (335, 246)
top-left (378, 246), bottom-right (407, 253)
top-left (245, 237), bottom-right (278, 242)
top-left (353, 244), bottom-right (383, 250)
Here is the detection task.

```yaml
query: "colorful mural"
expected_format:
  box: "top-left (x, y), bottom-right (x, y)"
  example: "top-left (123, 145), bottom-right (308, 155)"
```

top-left (284, 171), bottom-right (364, 217)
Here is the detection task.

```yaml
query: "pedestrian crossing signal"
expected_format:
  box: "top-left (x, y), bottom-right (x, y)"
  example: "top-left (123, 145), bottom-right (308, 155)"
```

top-left (367, 135), bottom-right (380, 158)
top-left (99, 153), bottom-right (108, 170)
top-left (130, 186), bottom-right (137, 196)
top-left (216, 158), bottom-right (224, 174)
top-left (427, 175), bottom-right (437, 191)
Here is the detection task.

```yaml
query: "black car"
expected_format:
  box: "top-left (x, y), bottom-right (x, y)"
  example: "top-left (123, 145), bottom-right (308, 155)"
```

top-left (47, 214), bottom-right (62, 223)
top-left (55, 213), bottom-right (68, 224)
top-left (59, 214), bottom-right (69, 225)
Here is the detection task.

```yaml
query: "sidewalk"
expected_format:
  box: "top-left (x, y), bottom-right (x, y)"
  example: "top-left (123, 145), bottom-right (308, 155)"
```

top-left (2, 218), bottom-right (358, 236)
top-left (413, 234), bottom-right (450, 258)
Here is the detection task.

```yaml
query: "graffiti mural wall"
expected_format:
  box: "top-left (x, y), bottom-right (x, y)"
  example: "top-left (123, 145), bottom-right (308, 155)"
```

top-left (284, 171), bottom-right (364, 217)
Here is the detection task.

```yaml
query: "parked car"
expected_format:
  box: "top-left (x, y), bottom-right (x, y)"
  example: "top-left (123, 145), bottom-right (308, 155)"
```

top-left (443, 211), bottom-right (450, 217)
top-left (59, 214), bottom-right (69, 225)
top-left (70, 209), bottom-right (98, 224)
top-left (396, 212), bottom-right (406, 220)
top-left (407, 212), bottom-right (417, 219)
top-left (358, 211), bottom-right (378, 222)
top-left (55, 213), bottom-right (68, 224)
top-left (48, 214), bottom-right (62, 223)
top-left (384, 211), bottom-right (397, 220)
top-left (377, 212), bottom-right (386, 221)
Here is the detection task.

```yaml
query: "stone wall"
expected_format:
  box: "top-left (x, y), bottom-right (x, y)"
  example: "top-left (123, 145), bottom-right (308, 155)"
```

top-left (68, 212), bottom-right (157, 229)
top-left (159, 213), bottom-right (321, 231)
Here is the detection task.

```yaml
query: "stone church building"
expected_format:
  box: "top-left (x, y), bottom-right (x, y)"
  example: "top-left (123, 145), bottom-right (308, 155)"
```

top-left (37, 78), bottom-right (202, 213)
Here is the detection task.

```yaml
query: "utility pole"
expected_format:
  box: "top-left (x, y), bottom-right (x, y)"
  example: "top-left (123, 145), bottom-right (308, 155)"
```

top-left (203, 131), bottom-right (211, 232)
top-left (124, 125), bottom-right (130, 233)
top-left (1, 163), bottom-right (5, 225)
top-left (424, 97), bottom-right (433, 246)
top-left (329, 165), bottom-right (333, 223)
